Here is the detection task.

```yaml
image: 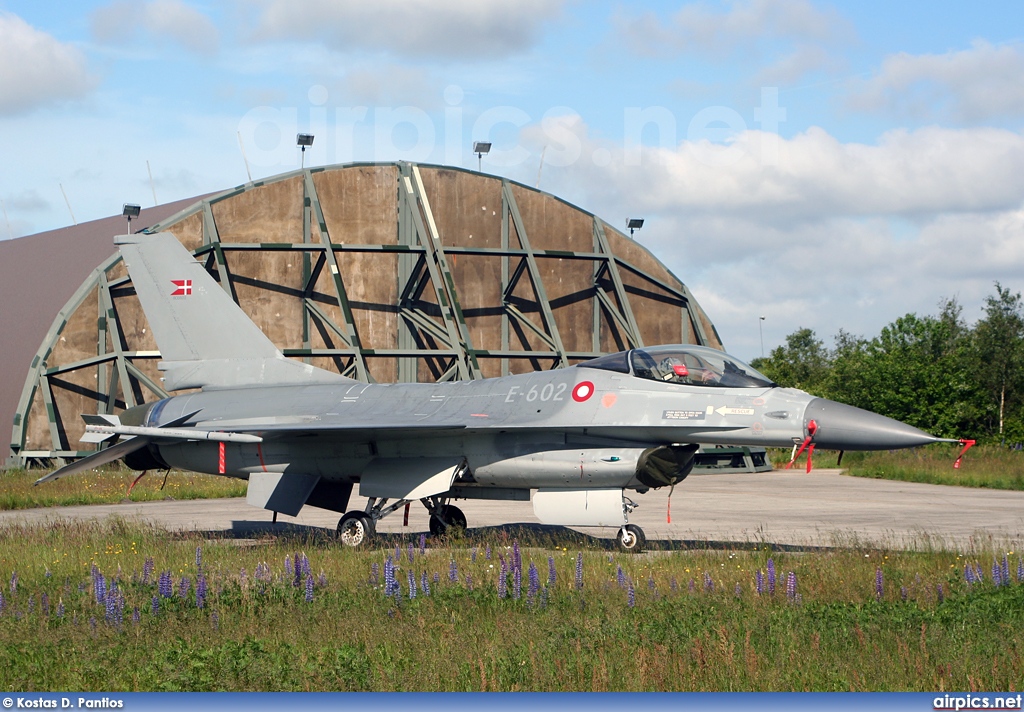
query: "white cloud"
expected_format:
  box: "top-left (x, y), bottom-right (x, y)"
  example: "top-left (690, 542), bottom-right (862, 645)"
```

top-left (848, 40), bottom-right (1024, 123)
top-left (248, 0), bottom-right (563, 60)
top-left (513, 116), bottom-right (1024, 357)
top-left (614, 0), bottom-right (845, 59)
top-left (0, 13), bottom-right (96, 115)
top-left (336, 64), bottom-right (442, 107)
top-left (91, 0), bottom-right (219, 56)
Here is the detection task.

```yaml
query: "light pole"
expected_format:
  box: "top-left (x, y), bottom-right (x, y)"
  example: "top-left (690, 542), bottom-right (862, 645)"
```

top-left (297, 133), bottom-right (314, 168)
top-left (759, 316), bottom-right (765, 358)
top-left (123, 203), bottom-right (141, 233)
top-left (473, 141), bottom-right (491, 172)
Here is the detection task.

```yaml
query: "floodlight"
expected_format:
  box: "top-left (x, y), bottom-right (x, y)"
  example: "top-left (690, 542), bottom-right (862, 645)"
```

top-left (473, 141), bottom-right (492, 172)
top-left (626, 218), bottom-right (644, 236)
top-left (297, 133), bottom-right (315, 168)
top-left (123, 203), bottom-right (141, 233)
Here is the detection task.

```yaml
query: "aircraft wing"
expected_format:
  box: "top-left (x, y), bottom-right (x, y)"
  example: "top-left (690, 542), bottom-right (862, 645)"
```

top-left (34, 436), bottom-right (154, 485)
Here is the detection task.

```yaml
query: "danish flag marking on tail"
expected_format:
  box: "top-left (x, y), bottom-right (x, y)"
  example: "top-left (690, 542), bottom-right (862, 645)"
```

top-left (171, 279), bottom-right (192, 296)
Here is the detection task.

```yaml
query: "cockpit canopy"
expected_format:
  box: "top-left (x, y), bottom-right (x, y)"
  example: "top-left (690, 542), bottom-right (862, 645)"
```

top-left (578, 345), bottom-right (775, 389)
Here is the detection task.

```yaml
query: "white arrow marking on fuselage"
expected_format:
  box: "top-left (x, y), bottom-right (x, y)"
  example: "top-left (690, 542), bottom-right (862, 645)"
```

top-left (715, 406), bottom-right (756, 417)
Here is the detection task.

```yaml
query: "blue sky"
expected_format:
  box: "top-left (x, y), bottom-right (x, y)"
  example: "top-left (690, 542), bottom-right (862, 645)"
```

top-left (2, 0), bottom-right (1023, 360)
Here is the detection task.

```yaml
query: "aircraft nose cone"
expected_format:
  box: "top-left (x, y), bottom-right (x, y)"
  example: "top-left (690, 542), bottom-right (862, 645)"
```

top-left (805, 398), bottom-right (949, 451)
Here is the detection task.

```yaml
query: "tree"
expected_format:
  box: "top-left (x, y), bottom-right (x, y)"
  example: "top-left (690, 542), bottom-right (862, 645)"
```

top-left (750, 327), bottom-right (830, 394)
top-left (973, 283), bottom-right (1024, 440)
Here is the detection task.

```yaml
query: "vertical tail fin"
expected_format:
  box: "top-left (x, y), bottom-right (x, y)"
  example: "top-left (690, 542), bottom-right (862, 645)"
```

top-left (117, 232), bottom-right (351, 390)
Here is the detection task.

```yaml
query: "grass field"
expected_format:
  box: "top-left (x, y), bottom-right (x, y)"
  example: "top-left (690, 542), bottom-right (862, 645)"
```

top-left (0, 466), bottom-right (246, 510)
top-left (770, 443), bottom-right (1024, 490)
top-left (0, 520), bottom-right (1021, 691)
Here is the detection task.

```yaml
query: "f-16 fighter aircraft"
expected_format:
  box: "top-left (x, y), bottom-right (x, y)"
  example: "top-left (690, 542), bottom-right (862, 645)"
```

top-left (37, 232), bottom-right (965, 551)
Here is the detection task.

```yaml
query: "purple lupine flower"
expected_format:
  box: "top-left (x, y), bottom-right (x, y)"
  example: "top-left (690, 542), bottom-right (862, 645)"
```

top-left (105, 587), bottom-right (116, 623)
top-left (41, 593), bottom-right (49, 616)
top-left (383, 557), bottom-right (396, 596)
top-left (142, 557), bottom-right (154, 585)
top-left (407, 570), bottom-right (416, 600)
top-left (395, 545), bottom-right (401, 562)
top-left (196, 574), bottom-right (207, 609)
top-left (512, 541), bottom-right (522, 572)
top-left (548, 557), bottom-right (556, 587)
top-left (132, 607), bottom-right (140, 625)
top-left (616, 565), bottom-right (627, 588)
top-left (786, 571), bottom-right (797, 600)
top-left (528, 563), bottom-right (539, 599)
top-left (178, 576), bottom-right (189, 599)
top-left (485, 544), bottom-right (491, 560)
top-left (211, 611), bottom-right (219, 630)
top-left (1002, 556), bottom-right (1010, 587)
top-left (755, 570), bottom-right (765, 595)
top-left (627, 583), bottom-right (635, 608)
top-left (284, 555), bottom-right (293, 577)
top-left (449, 559), bottom-right (458, 583)
top-left (1018, 558), bottom-right (1023, 583)
top-left (670, 577), bottom-right (678, 592)
top-left (688, 578), bottom-right (695, 593)
top-left (465, 573), bottom-right (473, 590)
top-left (57, 598), bottom-right (65, 618)
top-left (300, 553), bottom-right (311, 578)
top-left (936, 583), bottom-right (944, 603)
top-left (472, 548), bottom-right (478, 563)
top-left (497, 557), bottom-right (507, 599)
top-left (318, 571), bottom-right (327, 588)
top-left (421, 571), bottom-right (430, 597)
top-left (703, 572), bottom-right (713, 593)
top-left (94, 572), bottom-right (106, 605)
top-left (992, 560), bottom-right (1002, 587)
top-left (9, 570), bottom-right (17, 594)
top-left (195, 546), bottom-right (203, 571)
top-left (875, 568), bottom-right (884, 600)
top-left (575, 553), bottom-right (583, 590)
top-left (766, 559), bottom-right (776, 595)
top-left (513, 564), bottom-right (522, 599)
top-left (974, 563), bottom-right (984, 582)
top-left (293, 553), bottom-right (302, 587)
top-left (433, 572), bottom-right (439, 584)
top-left (734, 583), bottom-right (742, 598)
top-left (408, 542), bottom-right (415, 565)
top-left (159, 571), bottom-right (172, 598)
top-left (419, 533), bottom-right (426, 555)
top-left (965, 564), bottom-right (975, 585)
top-left (151, 596), bottom-right (159, 615)
top-left (370, 562), bottom-right (380, 586)
top-left (647, 577), bottom-right (655, 591)
top-left (306, 574), bottom-right (314, 603)
top-left (900, 586), bottom-right (908, 601)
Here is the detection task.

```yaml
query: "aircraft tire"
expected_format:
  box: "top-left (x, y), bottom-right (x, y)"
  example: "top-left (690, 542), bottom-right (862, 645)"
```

top-left (618, 524), bottom-right (645, 553)
top-left (338, 511), bottom-right (375, 547)
top-left (428, 505), bottom-right (467, 537)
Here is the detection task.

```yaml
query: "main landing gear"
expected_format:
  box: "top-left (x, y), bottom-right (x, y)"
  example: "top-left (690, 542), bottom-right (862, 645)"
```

top-left (336, 495), bottom-right (467, 548)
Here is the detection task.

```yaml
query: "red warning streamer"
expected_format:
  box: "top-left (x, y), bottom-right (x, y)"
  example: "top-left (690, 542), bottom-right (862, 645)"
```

top-left (218, 441), bottom-right (226, 475)
top-left (403, 502), bottom-right (411, 526)
top-left (126, 470), bottom-right (148, 496)
top-left (785, 420), bottom-right (818, 471)
top-left (953, 439), bottom-right (976, 470)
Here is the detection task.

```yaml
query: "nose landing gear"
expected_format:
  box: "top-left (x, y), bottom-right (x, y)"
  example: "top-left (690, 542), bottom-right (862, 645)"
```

top-left (617, 523), bottom-right (646, 552)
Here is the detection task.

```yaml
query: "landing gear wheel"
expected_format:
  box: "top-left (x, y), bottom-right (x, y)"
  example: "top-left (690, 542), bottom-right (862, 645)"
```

top-left (428, 504), bottom-right (467, 537)
top-left (618, 524), bottom-right (645, 553)
top-left (338, 511), bottom-right (375, 547)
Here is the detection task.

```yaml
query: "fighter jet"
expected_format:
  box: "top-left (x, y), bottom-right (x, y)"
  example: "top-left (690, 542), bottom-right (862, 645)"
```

top-left (36, 232), bottom-right (965, 551)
